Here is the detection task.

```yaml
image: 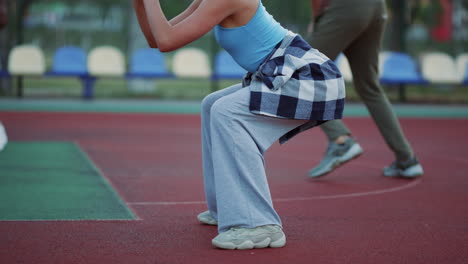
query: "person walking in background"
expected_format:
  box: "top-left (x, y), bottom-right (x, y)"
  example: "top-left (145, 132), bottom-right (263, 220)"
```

top-left (306, 0), bottom-right (424, 179)
top-left (133, 0), bottom-right (345, 249)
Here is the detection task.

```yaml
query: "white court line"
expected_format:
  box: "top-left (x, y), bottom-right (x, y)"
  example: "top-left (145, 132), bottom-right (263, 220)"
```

top-left (128, 178), bottom-right (422, 206)
top-left (77, 142), bottom-right (142, 221)
top-left (274, 178), bottom-right (422, 202)
top-left (0, 219), bottom-right (142, 222)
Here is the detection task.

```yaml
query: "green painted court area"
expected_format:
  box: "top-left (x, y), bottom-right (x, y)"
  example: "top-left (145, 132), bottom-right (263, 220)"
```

top-left (0, 142), bottom-right (135, 220)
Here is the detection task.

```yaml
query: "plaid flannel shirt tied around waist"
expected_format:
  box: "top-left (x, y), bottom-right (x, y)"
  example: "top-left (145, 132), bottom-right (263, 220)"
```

top-left (243, 31), bottom-right (346, 143)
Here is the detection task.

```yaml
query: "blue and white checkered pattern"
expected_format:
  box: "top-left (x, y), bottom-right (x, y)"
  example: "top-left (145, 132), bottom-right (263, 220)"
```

top-left (244, 31), bottom-right (345, 122)
top-left (242, 31), bottom-right (346, 143)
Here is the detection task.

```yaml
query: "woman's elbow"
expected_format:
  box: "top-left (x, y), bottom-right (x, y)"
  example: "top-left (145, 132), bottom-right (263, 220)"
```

top-left (158, 45), bottom-right (174, 53)
top-left (147, 39), bottom-right (158, 49)
top-left (157, 40), bottom-right (179, 53)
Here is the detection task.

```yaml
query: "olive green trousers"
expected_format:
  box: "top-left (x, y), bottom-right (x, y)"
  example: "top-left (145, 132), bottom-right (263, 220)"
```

top-left (308, 0), bottom-right (413, 160)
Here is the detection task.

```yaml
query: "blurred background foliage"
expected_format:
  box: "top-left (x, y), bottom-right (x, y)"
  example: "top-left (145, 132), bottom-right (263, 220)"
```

top-left (0, 0), bottom-right (468, 102)
top-left (3, 0), bottom-right (467, 56)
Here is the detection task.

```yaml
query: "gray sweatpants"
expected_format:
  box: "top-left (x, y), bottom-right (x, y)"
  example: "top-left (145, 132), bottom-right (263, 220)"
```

top-left (201, 83), bottom-right (306, 233)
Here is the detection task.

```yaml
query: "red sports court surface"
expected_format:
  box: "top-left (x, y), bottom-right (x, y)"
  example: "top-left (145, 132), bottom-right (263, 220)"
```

top-left (0, 111), bottom-right (467, 263)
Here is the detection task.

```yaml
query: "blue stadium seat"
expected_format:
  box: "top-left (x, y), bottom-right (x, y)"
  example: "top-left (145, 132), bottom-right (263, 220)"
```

top-left (462, 63), bottom-right (468, 85)
top-left (45, 46), bottom-right (92, 98)
top-left (127, 48), bottom-right (173, 78)
top-left (456, 54), bottom-right (468, 85)
top-left (212, 50), bottom-right (246, 80)
top-left (49, 46), bottom-right (88, 76)
top-left (0, 55), bottom-right (8, 77)
top-left (464, 67), bottom-right (468, 85)
top-left (380, 52), bottom-right (427, 85)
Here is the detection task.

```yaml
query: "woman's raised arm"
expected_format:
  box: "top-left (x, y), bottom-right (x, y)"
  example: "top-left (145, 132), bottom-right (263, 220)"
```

top-left (133, 0), bottom-right (158, 48)
top-left (133, 0), bottom-right (203, 48)
top-left (168, 0), bottom-right (203, 26)
top-left (142, 0), bottom-right (237, 52)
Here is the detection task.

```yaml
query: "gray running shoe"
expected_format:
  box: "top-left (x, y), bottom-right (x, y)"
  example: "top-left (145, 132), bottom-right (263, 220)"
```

top-left (212, 225), bottom-right (286, 250)
top-left (383, 157), bottom-right (423, 178)
top-left (197, 210), bottom-right (218, 225)
top-left (308, 137), bottom-right (363, 178)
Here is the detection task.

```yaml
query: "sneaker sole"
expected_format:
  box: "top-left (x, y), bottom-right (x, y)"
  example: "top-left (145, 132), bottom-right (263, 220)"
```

top-left (308, 144), bottom-right (363, 178)
top-left (383, 164), bottom-right (424, 178)
top-left (199, 219), bottom-right (218, 225)
top-left (212, 233), bottom-right (286, 250)
top-left (197, 215), bottom-right (218, 226)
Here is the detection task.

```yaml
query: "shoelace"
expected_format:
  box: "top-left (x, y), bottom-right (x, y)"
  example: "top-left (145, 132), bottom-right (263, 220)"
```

top-left (326, 142), bottom-right (348, 156)
top-left (222, 227), bottom-right (248, 238)
top-left (389, 157), bottom-right (418, 170)
top-left (325, 143), bottom-right (339, 155)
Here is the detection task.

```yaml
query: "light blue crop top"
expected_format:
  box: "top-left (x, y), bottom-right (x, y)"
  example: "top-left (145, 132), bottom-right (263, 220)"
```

top-left (214, 0), bottom-right (287, 73)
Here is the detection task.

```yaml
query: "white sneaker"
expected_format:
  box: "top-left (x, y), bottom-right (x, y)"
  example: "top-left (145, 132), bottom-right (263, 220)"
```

top-left (212, 225), bottom-right (286, 250)
top-left (383, 157), bottom-right (423, 178)
top-left (197, 211), bottom-right (217, 225)
top-left (0, 122), bottom-right (7, 151)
